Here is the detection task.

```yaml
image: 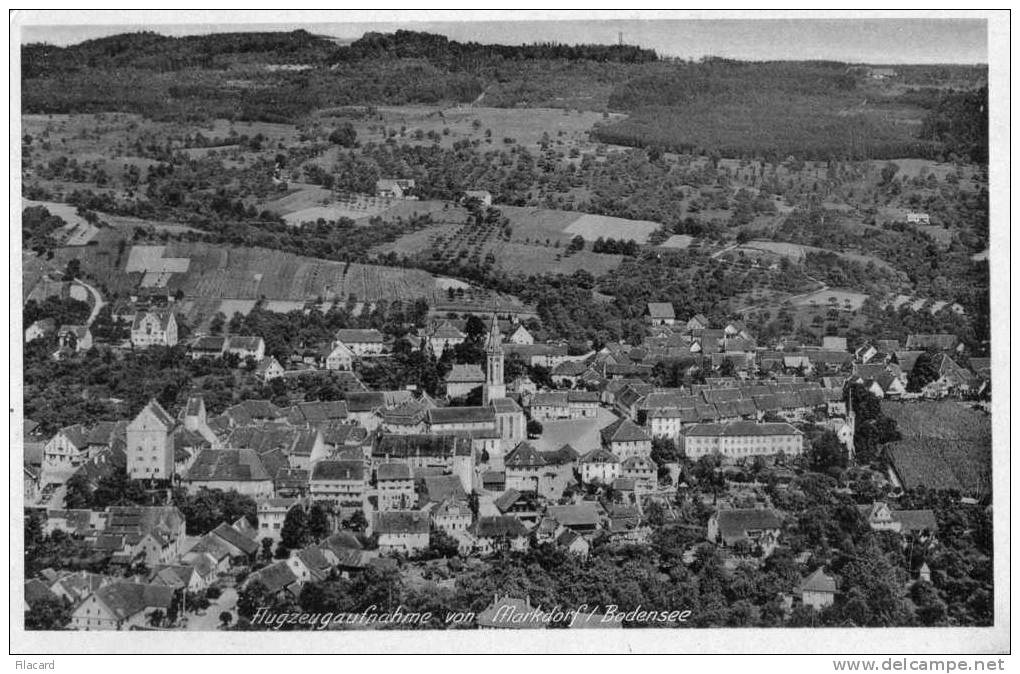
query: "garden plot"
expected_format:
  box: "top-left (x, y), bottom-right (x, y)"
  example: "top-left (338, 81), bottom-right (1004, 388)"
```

top-left (563, 213), bottom-right (661, 244)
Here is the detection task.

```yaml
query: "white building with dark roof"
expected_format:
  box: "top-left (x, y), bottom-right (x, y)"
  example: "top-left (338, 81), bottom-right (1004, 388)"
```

top-left (127, 400), bottom-right (176, 482)
top-left (131, 310), bottom-right (177, 348)
top-left (334, 328), bottom-right (385, 356)
top-left (683, 421), bottom-right (803, 460)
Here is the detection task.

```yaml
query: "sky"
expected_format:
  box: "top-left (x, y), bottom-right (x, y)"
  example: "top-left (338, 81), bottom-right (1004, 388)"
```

top-left (17, 14), bottom-right (988, 65)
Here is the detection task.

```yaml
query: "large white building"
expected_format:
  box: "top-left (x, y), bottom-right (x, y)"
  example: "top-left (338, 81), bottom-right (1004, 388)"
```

top-left (127, 400), bottom-right (176, 481)
top-left (683, 421), bottom-right (803, 460)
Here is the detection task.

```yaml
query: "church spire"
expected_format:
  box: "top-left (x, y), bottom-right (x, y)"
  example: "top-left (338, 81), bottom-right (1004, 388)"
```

top-left (483, 311), bottom-right (506, 405)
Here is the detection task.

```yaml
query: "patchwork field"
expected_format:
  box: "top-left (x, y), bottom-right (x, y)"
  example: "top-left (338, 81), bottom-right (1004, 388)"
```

top-left (740, 239), bottom-right (898, 273)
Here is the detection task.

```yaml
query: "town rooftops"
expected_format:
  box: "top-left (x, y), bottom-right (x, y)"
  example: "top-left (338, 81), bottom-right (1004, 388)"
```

top-left (185, 449), bottom-right (271, 482)
top-left (427, 406), bottom-right (496, 425)
top-left (646, 302), bottom-right (676, 320)
top-left (600, 418), bottom-right (651, 444)
top-left (376, 463), bottom-right (412, 481)
top-left (374, 510), bottom-right (429, 535)
top-left (713, 508), bottom-right (782, 543)
top-left (310, 460), bottom-right (365, 482)
top-left (251, 561), bottom-right (299, 594)
top-left (225, 335), bottom-right (263, 352)
top-left (422, 474), bottom-right (468, 503)
top-left (686, 421), bottom-right (801, 437)
top-left (473, 515), bottom-right (529, 539)
top-left (530, 391), bottom-right (569, 407)
top-left (798, 567), bottom-right (838, 594)
top-left (580, 448), bottom-right (619, 464)
top-left (287, 400), bottom-right (349, 424)
top-left (92, 582), bottom-right (174, 620)
top-left (374, 434), bottom-right (473, 458)
top-left (504, 442), bottom-right (545, 468)
top-left (335, 328), bottom-right (385, 344)
top-left (344, 391), bottom-right (387, 413)
top-left (131, 310), bottom-right (175, 331)
top-left (445, 364), bottom-right (485, 383)
top-left (547, 502), bottom-right (601, 529)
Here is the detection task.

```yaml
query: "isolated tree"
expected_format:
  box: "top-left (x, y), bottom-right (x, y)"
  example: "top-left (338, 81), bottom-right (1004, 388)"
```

top-left (328, 123), bottom-right (357, 148)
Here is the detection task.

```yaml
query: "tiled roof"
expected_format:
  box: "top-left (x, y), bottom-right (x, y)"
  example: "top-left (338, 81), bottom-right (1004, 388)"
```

top-left (374, 434), bottom-right (472, 459)
top-left (600, 418), bottom-right (651, 444)
top-left (310, 460), bottom-right (364, 482)
top-left (427, 406), bottom-right (495, 425)
top-left (547, 502), bottom-right (601, 528)
top-left (504, 442), bottom-right (545, 468)
top-left (445, 364), bottom-right (485, 383)
top-left (798, 567), bottom-right (837, 594)
top-left (713, 508), bottom-right (782, 542)
top-left (93, 582), bottom-right (174, 620)
top-left (185, 449), bottom-right (271, 482)
top-left (473, 515), bottom-right (528, 539)
top-left (335, 328), bottom-right (384, 344)
top-left (376, 462), bottom-right (412, 481)
top-left (374, 510), bottom-right (429, 535)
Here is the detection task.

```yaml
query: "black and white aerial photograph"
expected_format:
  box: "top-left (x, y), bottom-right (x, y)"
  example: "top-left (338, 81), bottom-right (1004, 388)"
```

top-left (10, 8), bottom-right (1009, 662)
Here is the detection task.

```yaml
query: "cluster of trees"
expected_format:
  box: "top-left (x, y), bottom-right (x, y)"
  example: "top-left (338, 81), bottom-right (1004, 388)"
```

top-left (22, 205), bottom-right (66, 255)
top-left (590, 237), bottom-right (639, 256)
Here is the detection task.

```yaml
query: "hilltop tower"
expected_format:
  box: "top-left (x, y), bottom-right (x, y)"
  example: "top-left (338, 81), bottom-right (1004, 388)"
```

top-left (482, 312), bottom-right (506, 405)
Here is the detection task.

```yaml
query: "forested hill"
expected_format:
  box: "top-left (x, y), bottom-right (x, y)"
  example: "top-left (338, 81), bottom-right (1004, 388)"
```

top-left (335, 30), bottom-right (658, 64)
top-left (21, 29), bottom-right (986, 161)
top-left (23, 29), bottom-right (657, 76)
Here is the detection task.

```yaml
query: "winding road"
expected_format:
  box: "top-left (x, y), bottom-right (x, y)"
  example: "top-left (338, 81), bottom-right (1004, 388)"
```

top-left (74, 277), bottom-right (105, 327)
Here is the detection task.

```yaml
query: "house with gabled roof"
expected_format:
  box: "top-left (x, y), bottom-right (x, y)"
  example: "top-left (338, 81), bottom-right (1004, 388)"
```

top-left (71, 581), bottom-right (174, 630)
top-left (246, 560), bottom-right (302, 598)
top-left (579, 448), bottom-right (621, 486)
top-left (42, 424), bottom-right (90, 483)
top-left (131, 310), bottom-right (177, 348)
top-left (471, 516), bottom-right (530, 555)
top-left (376, 462), bottom-right (415, 511)
top-left (707, 506), bottom-right (783, 557)
top-left (182, 449), bottom-right (274, 497)
top-left (374, 510), bottom-right (430, 554)
top-left (334, 328), bottom-right (385, 356)
top-left (310, 460), bottom-right (366, 515)
top-left (225, 335), bottom-right (265, 361)
top-left (798, 567), bottom-right (837, 610)
top-left (600, 418), bottom-right (652, 460)
top-left (646, 302), bottom-right (676, 326)
top-left (255, 356), bottom-right (285, 382)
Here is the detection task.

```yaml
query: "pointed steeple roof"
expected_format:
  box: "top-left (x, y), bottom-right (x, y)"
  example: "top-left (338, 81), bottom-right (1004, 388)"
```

top-left (484, 312), bottom-right (502, 352)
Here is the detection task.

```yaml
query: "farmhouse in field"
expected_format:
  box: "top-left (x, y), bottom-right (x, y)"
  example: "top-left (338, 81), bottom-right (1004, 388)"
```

top-left (254, 356), bottom-right (285, 382)
top-left (906, 212), bottom-right (931, 225)
top-left (464, 189), bottom-right (493, 206)
top-left (131, 310), bottom-right (178, 348)
top-left (376, 178), bottom-right (416, 199)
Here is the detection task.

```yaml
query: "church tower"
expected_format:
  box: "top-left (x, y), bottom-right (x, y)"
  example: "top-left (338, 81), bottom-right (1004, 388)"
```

top-left (482, 312), bottom-right (506, 405)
